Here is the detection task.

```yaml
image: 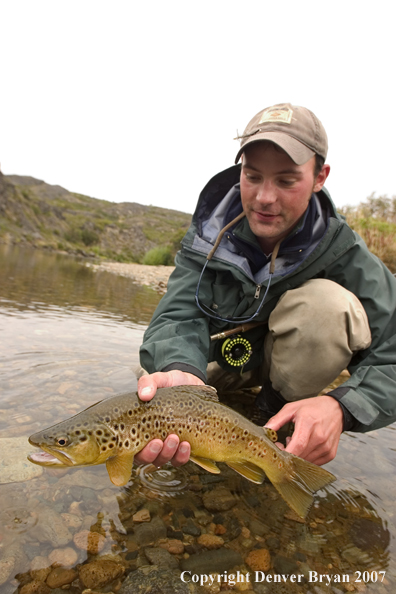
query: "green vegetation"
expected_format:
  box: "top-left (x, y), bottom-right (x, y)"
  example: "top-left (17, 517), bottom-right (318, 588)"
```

top-left (0, 173), bottom-right (191, 264)
top-left (339, 194), bottom-right (396, 273)
top-left (143, 247), bottom-right (174, 266)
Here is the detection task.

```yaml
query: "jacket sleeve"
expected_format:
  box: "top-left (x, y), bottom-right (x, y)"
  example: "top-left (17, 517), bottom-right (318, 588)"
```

top-left (139, 248), bottom-right (212, 382)
top-left (324, 235), bottom-right (396, 433)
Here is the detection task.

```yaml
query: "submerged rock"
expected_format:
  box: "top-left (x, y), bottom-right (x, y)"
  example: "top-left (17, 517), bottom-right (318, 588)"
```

top-left (119, 567), bottom-right (199, 594)
top-left (32, 507), bottom-right (72, 547)
top-left (245, 548), bottom-right (271, 572)
top-left (134, 516), bottom-right (167, 546)
top-left (0, 437), bottom-right (43, 484)
top-left (144, 547), bottom-right (179, 568)
top-left (180, 548), bottom-right (243, 574)
top-left (202, 487), bottom-right (237, 512)
top-left (0, 543), bottom-right (28, 586)
top-left (79, 559), bottom-right (124, 589)
top-left (46, 566), bottom-right (78, 588)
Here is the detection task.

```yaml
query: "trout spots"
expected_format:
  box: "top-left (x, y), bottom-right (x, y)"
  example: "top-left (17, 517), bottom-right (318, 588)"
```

top-left (120, 424), bottom-right (125, 431)
top-left (79, 436), bottom-right (87, 443)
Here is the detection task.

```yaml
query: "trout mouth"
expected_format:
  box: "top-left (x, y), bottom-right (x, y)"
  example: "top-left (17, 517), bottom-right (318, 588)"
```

top-left (28, 443), bottom-right (74, 467)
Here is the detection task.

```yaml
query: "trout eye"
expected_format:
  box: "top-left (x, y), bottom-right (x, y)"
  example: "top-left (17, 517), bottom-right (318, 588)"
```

top-left (56, 437), bottom-right (69, 447)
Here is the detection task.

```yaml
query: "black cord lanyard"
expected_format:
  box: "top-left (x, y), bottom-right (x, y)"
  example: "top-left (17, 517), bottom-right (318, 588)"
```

top-left (194, 212), bottom-right (281, 325)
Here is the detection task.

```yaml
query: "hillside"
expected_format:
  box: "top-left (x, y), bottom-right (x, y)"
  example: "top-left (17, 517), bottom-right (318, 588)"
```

top-left (0, 172), bottom-right (192, 263)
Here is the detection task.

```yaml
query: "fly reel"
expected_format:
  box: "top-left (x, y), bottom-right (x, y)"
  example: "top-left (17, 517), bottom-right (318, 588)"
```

top-left (221, 335), bottom-right (253, 367)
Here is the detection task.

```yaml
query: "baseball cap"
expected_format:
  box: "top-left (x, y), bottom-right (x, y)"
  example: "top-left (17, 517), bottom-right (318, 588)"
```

top-left (235, 103), bottom-right (328, 165)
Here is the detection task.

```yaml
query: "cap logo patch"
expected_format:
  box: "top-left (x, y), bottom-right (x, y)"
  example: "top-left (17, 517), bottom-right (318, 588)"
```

top-left (259, 107), bottom-right (293, 125)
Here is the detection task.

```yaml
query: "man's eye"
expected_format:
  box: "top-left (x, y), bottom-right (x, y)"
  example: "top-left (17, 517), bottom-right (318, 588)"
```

top-left (279, 179), bottom-right (295, 186)
top-left (245, 173), bottom-right (259, 182)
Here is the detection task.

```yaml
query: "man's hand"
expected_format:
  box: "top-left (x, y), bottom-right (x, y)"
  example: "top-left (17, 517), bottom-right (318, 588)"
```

top-left (265, 395), bottom-right (344, 465)
top-left (135, 370), bottom-right (205, 467)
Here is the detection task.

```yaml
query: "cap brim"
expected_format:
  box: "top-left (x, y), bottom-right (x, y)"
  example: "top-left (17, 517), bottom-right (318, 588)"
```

top-left (235, 131), bottom-right (315, 165)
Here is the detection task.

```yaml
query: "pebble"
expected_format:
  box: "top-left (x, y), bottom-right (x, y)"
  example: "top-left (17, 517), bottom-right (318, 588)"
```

top-left (183, 517), bottom-right (201, 536)
top-left (273, 555), bottom-right (300, 574)
top-left (132, 508), bottom-right (151, 522)
top-left (134, 516), bottom-right (167, 546)
top-left (0, 543), bottom-right (28, 586)
top-left (73, 529), bottom-right (106, 553)
top-left (20, 580), bottom-right (51, 594)
top-left (119, 567), bottom-right (199, 594)
top-left (0, 437), bottom-right (43, 484)
top-left (30, 557), bottom-right (51, 582)
top-left (180, 548), bottom-right (243, 574)
top-left (79, 559), bottom-right (125, 589)
top-left (245, 548), bottom-right (271, 572)
top-left (60, 513), bottom-right (83, 528)
top-left (144, 547), bottom-right (179, 568)
top-left (214, 524), bottom-right (227, 535)
top-left (202, 487), bottom-right (237, 512)
top-left (349, 518), bottom-right (390, 550)
top-left (32, 507), bottom-right (72, 547)
top-left (159, 538), bottom-right (185, 555)
top-left (45, 566), bottom-right (78, 588)
top-left (47, 547), bottom-right (79, 567)
top-left (197, 534), bottom-right (225, 549)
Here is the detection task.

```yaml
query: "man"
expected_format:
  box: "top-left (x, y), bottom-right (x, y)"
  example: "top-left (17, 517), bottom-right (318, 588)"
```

top-left (136, 103), bottom-right (396, 470)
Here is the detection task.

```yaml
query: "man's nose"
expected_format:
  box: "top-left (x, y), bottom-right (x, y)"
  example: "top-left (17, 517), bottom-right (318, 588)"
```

top-left (256, 180), bottom-right (277, 204)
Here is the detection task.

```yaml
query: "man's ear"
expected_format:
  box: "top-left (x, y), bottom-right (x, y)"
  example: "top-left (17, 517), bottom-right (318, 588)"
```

top-left (313, 164), bottom-right (330, 192)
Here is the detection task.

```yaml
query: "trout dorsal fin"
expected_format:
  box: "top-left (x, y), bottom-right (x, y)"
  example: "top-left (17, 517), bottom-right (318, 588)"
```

top-left (106, 452), bottom-right (134, 486)
top-left (193, 385), bottom-right (219, 402)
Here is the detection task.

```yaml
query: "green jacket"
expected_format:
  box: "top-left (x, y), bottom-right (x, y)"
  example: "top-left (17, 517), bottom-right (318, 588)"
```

top-left (140, 165), bottom-right (396, 433)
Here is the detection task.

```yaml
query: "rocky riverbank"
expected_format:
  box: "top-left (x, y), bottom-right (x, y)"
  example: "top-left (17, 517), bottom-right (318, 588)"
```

top-left (86, 262), bottom-right (175, 294)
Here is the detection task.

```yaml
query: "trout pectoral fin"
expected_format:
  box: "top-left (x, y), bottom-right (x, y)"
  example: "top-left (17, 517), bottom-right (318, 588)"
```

top-left (189, 455), bottom-right (220, 474)
top-left (226, 461), bottom-right (265, 484)
top-left (106, 453), bottom-right (135, 486)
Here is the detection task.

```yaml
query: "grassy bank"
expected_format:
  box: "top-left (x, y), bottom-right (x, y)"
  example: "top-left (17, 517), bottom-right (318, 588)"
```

top-left (340, 194), bottom-right (396, 273)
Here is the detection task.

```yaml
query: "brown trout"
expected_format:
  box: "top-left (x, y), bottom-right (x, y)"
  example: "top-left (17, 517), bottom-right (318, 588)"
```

top-left (28, 386), bottom-right (335, 517)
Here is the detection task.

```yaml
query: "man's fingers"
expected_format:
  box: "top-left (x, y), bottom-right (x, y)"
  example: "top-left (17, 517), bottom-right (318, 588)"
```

top-left (151, 435), bottom-right (180, 467)
top-left (134, 439), bottom-right (164, 464)
top-left (265, 404), bottom-right (297, 432)
top-left (134, 436), bottom-right (191, 468)
top-left (169, 441), bottom-right (191, 467)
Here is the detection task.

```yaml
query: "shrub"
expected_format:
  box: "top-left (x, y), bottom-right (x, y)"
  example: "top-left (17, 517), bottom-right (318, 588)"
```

top-left (142, 247), bottom-right (174, 266)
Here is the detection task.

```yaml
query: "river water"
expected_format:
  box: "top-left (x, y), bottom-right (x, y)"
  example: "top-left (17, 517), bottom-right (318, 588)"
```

top-left (0, 245), bottom-right (395, 594)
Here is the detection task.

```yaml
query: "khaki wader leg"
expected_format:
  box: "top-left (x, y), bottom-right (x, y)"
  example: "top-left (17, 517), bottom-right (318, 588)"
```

top-left (208, 279), bottom-right (371, 402)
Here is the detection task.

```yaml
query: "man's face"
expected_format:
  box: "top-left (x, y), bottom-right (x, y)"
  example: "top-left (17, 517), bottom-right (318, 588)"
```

top-left (240, 142), bottom-right (330, 253)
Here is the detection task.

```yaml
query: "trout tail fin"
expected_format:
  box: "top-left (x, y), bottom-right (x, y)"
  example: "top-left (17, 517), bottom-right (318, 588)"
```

top-left (265, 453), bottom-right (336, 519)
